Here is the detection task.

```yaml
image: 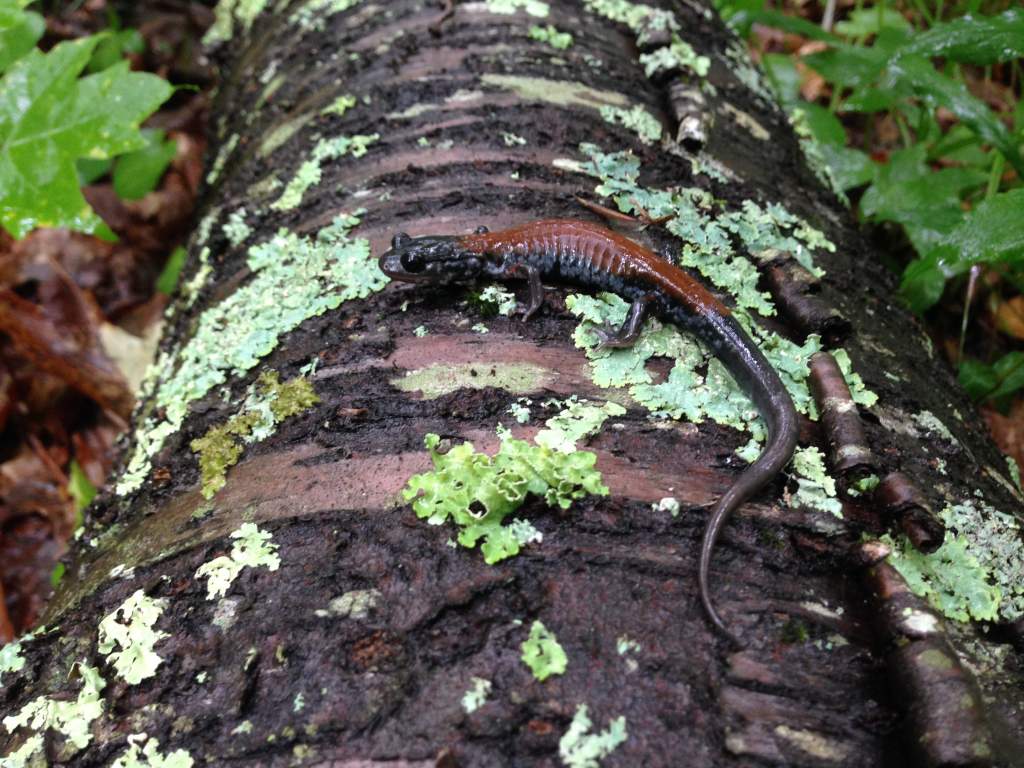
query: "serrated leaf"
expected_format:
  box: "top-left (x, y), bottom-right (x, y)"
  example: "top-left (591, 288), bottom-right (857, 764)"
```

top-left (0, 37), bottom-right (173, 238)
top-left (113, 128), bottom-right (177, 200)
top-left (881, 56), bottom-right (1024, 176)
top-left (895, 9), bottom-right (1024, 65)
top-left (0, 1), bottom-right (44, 74)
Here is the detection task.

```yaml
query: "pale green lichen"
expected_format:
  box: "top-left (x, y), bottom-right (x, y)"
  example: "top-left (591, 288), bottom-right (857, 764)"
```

top-left (639, 34), bottom-right (710, 78)
top-left (521, 620), bottom-right (567, 681)
top-left (117, 213), bottom-right (386, 495)
top-left (223, 208), bottom-right (251, 247)
top-left (471, 322), bottom-right (490, 334)
top-left (559, 704), bottom-right (628, 768)
top-left (652, 497), bottom-right (679, 517)
top-left (195, 523), bottom-right (281, 599)
top-left (271, 133), bottom-right (378, 211)
top-left (461, 677), bottom-right (492, 713)
top-left (536, 397), bottom-right (626, 453)
top-left (486, 0), bottom-right (550, 16)
top-left (403, 432), bottom-right (607, 564)
top-left (598, 105), bottom-right (662, 145)
top-left (110, 733), bottom-right (194, 768)
top-left (391, 362), bottom-right (553, 400)
top-left (790, 447), bottom-right (842, 517)
top-left (314, 589), bottom-right (381, 619)
top-left (481, 74), bottom-right (629, 112)
top-left (583, 0), bottom-right (678, 39)
top-left (0, 638), bottom-right (26, 684)
top-left (413, 325), bottom-right (429, 337)
top-left (501, 131), bottom-right (527, 147)
top-left (206, 134), bottom-right (239, 185)
top-left (322, 93), bottom-right (357, 116)
top-left (259, 113), bottom-right (316, 158)
top-left (204, 0), bottom-right (271, 45)
top-left (2, 663), bottom-right (106, 764)
top-left (479, 284), bottom-right (518, 316)
top-left (884, 534), bottom-right (1000, 623)
top-left (528, 24), bottom-right (573, 49)
top-left (941, 498), bottom-right (1024, 621)
top-left (97, 590), bottom-right (169, 685)
top-left (912, 410), bottom-right (958, 444)
top-left (508, 398), bottom-right (532, 424)
top-left (291, 0), bottom-right (362, 32)
top-left (1008, 456), bottom-right (1022, 493)
top-left (190, 372), bottom-right (319, 499)
top-left (616, 635), bottom-right (641, 655)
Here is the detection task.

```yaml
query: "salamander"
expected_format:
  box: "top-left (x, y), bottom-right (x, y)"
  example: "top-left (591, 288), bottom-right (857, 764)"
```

top-left (379, 219), bottom-right (799, 643)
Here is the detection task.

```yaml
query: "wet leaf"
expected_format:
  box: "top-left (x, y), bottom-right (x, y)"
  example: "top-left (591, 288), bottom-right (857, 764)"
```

top-left (0, 36), bottom-right (173, 238)
top-left (835, 7), bottom-right (911, 37)
top-left (113, 129), bottom-right (177, 200)
top-left (896, 9), bottom-right (1024, 65)
top-left (0, 1), bottom-right (44, 74)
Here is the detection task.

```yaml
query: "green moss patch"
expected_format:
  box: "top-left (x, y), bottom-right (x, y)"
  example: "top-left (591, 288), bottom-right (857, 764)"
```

top-left (191, 372), bottom-right (319, 499)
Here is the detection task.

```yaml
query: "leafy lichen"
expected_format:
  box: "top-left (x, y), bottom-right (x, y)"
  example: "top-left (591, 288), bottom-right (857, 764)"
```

top-left (403, 432), bottom-right (608, 564)
top-left (789, 447), bottom-right (842, 517)
top-left (486, 0), bottom-right (550, 16)
top-left (195, 523), bottom-right (281, 600)
top-left (528, 24), bottom-right (573, 49)
top-left (203, 0), bottom-right (271, 46)
top-left (559, 704), bottom-right (628, 768)
top-left (97, 590), bottom-right (169, 685)
top-left (521, 620), bottom-right (568, 681)
top-left (191, 372), bottom-right (319, 499)
top-left (271, 133), bottom-right (378, 211)
top-left (535, 397), bottom-right (626, 453)
top-left (598, 105), bottom-right (662, 145)
top-left (884, 534), bottom-right (1000, 622)
top-left (117, 213), bottom-right (386, 495)
top-left (639, 34), bottom-right (710, 78)
top-left (461, 677), bottom-right (492, 713)
top-left (2, 663), bottom-right (106, 764)
top-left (110, 733), bottom-right (194, 768)
top-left (291, 0), bottom-right (363, 32)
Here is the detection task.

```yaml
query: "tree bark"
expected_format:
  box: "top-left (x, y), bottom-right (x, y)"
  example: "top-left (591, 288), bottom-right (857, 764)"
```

top-left (3, 1), bottom-right (1023, 766)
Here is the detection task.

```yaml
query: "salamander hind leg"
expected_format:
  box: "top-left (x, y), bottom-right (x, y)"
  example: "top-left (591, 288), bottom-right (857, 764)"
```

top-left (509, 263), bottom-right (545, 321)
top-left (594, 293), bottom-right (657, 348)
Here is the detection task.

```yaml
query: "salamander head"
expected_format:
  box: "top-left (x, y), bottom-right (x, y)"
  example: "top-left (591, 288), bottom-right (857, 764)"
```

top-left (379, 232), bottom-right (486, 284)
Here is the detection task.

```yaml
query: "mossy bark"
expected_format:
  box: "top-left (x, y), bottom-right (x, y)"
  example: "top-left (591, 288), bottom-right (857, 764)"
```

top-left (3, 1), bottom-right (1023, 767)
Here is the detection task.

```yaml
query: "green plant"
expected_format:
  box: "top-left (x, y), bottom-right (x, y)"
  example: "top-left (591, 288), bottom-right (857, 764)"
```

top-left (0, 2), bottom-right (172, 238)
top-left (724, 2), bottom-right (1023, 402)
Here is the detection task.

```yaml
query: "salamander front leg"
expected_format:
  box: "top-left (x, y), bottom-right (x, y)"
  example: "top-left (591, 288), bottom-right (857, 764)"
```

top-left (509, 263), bottom-right (544, 321)
top-left (594, 294), bottom-right (656, 348)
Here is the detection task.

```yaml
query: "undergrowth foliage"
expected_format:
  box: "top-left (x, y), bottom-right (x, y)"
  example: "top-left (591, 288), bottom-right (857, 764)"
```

top-left (0, 1), bottom-right (173, 238)
top-left (718, 1), bottom-right (1023, 401)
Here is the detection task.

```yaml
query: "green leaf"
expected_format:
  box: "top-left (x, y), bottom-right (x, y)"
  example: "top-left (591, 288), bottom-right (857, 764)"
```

top-left (113, 128), bottom-right (176, 200)
top-left (988, 352), bottom-right (1024, 401)
top-left (841, 85), bottom-right (898, 113)
top-left (761, 53), bottom-right (801, 106)
top-left (895, 9), bottom-right (1024, 65)
top-left (882, 56), bottom-right (1024, 176)
top-left (77, 156), bottom-right (112, 185)
top-left (835, 6), bottom-right (911, 37)
top-left (520, 620), bottom-right (567, 681)
top-left (88, 29), bottom-right (144, 73)
top-left (157, 246), bottom-right (188, 295)
top-left (0, 37), bottom-right (173, 238)
top-left (0, 1), bottom-right (44, 74)
top-left (958, 358), bottom-right (998, 400)
top-left (899, 258), bottom-right (947, 313)
top-left (68, 459), bottom-right (97, 514)
top-left (803, 44), bottom-right (889, 89)
top-left (737, 8), bottom-right (840, 42)
top-left (797, 101), bottom-right (846, 145)
top-left (940, 189), bottom-right (1024, 273)
top-left (817, 144), bottom-right (874, 190)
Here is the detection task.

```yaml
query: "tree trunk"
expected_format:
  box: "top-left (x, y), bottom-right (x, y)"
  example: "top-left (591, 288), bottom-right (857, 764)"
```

top-left (3, 1), bottom-right (1023, 766)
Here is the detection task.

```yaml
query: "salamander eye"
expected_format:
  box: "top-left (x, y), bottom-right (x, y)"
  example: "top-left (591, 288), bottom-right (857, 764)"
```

top-left (391, 232), bottom-right (411, 248)
top-left (400, 251), bottom-right (425, 272)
